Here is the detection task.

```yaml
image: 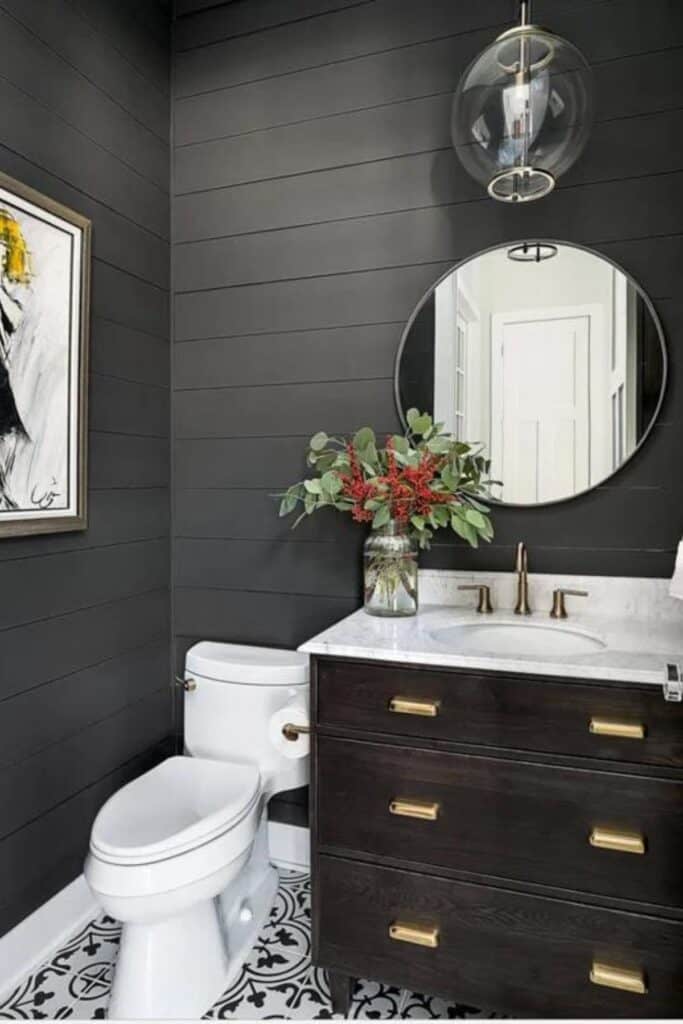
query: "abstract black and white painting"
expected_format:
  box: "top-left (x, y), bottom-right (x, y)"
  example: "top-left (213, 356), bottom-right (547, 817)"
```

top-left (0, 171), bottom-right (90, 538)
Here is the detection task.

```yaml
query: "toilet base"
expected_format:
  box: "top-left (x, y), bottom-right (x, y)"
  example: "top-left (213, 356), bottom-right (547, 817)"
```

top-left (107, 817), bottom-right (279, 1019)
top-left (109, 896), bottom-right (228, 1020)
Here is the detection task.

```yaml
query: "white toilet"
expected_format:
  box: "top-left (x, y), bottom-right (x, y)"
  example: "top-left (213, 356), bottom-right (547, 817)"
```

top-left (84, 641), bottom-right (310, 1020)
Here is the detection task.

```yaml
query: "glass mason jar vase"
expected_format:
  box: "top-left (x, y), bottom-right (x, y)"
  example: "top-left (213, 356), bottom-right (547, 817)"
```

top-left (363, 521), bottom-right (418, 617)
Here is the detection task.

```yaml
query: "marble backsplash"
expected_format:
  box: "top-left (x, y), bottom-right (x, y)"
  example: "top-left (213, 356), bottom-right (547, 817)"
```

top-left (419, 569), bottom-right (683, 625)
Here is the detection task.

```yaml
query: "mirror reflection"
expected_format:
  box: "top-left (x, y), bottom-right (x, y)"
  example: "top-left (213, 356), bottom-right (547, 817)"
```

top-left (396, 242), bottom-right (666, 506)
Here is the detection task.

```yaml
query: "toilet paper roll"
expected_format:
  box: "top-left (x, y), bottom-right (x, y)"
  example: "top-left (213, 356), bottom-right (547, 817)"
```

top-left (268, 705), bottom-right (310, 759)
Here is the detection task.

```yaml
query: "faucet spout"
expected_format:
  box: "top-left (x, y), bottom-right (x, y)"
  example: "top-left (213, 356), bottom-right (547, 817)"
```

top-left (514, 542), bottom-right (531, 615)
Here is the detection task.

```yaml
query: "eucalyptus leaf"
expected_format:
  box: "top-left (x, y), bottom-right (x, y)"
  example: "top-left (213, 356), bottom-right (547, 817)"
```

top-left (321, 470), bottom-right (343, 495)
top-left (354, 426), bottom-right (376, 450)
top-left (309, 431), bottom-right (328, 452)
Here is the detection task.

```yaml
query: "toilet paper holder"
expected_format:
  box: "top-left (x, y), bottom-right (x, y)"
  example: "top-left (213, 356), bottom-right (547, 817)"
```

top-left (282, 722), bottom-right (311, 741)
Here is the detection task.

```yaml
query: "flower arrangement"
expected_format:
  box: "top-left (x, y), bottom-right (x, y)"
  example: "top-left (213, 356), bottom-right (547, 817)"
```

top-left (278, 409), bottom-right (494, 550)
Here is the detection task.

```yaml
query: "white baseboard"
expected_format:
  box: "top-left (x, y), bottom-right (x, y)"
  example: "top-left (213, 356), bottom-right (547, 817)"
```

top-left (268, 821), bottom-right (310, 872)
top-left (0, 875), bottom-right (98, 1001)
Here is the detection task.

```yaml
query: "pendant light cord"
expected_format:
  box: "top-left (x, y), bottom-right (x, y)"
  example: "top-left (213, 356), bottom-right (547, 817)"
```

top-left (519, 0), bottom-right (531, 26)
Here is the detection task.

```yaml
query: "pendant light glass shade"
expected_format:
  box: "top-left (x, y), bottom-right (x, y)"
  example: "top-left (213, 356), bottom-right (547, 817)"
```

top-left (451, 6), bottom-right (593, 202)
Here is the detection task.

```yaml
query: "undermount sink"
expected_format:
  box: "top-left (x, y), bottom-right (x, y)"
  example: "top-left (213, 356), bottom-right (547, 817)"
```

top-left (430, 621), bottom-right (606, 658)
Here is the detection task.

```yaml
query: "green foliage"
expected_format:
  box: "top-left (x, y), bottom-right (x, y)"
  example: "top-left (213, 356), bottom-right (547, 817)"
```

top-left (276, 416), bottom-right (496, 550)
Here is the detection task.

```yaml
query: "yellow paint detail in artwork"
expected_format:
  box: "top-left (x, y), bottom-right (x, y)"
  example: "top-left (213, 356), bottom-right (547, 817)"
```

top-left (0, 209), bottom-right (32, 283)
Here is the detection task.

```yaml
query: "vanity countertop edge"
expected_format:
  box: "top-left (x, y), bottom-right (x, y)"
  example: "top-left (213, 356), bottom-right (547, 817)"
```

top-left (299, 604), bottom-right (683, 687)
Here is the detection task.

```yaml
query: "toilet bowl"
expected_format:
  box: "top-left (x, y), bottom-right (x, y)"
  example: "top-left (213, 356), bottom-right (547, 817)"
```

top-left (85, 642), bottom-right (309, 1020)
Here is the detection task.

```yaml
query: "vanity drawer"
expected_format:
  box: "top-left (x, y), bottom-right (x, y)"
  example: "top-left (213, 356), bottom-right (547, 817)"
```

top-left (316, 658), bottom-right (683, 767)
top-left (315, 855), bottom-right (683, 1018)
top-left (317, 736), bottom-right (683, 908)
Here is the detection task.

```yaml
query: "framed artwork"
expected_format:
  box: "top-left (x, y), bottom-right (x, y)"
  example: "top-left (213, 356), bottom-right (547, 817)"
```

top-left (0, 171), bottom-right (91, 537)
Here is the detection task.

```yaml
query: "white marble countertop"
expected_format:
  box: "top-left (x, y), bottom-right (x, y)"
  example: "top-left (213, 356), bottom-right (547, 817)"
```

top-left (299, 603), bottom-right (683, 687)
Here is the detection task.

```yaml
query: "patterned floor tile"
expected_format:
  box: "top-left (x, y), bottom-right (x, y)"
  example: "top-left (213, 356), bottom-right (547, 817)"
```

top-left (0, 963), bottom-right (75, 1020)
top-left (2, 873), bottom-right (504, 1020)
top-left (401, 991), bottom-right (505, 1019)
top-left (53, 918), bottom-right (120, 977)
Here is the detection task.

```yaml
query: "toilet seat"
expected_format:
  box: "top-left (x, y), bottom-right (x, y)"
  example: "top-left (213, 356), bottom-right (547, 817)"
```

top-left (90, 756), bottom-right (261, 865)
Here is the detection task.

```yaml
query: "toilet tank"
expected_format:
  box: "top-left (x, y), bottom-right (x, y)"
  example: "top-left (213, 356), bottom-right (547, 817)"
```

top-left (183, 641), bottom-right (310, 796)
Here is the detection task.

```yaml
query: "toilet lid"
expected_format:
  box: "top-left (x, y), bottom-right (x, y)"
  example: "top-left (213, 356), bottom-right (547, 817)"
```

top-left (90, 756), bottom-right (261, 865)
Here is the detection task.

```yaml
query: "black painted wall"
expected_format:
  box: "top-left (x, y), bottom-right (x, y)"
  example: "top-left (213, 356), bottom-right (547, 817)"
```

top-left (0, 0), bottom-right (172, 936)
top-left (172, 0), bottom-right (683, 662)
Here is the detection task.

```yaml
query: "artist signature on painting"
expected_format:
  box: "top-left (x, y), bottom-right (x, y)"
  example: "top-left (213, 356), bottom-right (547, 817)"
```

top-left (30, 481), bottom-right (60, 509)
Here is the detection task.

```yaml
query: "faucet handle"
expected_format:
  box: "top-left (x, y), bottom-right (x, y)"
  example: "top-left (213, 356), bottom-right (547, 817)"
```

top-left (458, 584), bottom-right (494, 614)
top-left (550, 588), bottom-right (588, 619)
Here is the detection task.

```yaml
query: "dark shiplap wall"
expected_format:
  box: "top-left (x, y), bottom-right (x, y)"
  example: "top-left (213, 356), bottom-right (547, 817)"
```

top-left (172, 0), bottom-right (683, 660)
top-left (0, 0), bottom-right (171, 935)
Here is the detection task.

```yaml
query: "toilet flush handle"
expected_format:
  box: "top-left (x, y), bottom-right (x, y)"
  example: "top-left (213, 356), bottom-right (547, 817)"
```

top-left (282, 722), bottom-right (311, 741)
top-left (175, 675), bottom-right (197, 692)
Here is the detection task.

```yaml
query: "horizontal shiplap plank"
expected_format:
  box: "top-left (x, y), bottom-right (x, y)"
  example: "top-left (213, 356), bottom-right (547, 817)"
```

top-left (174, 144), bottom-right (683, 248)
top-left (422, 541), bottom-right (677, 580)
top-left (90, 433), bottom-right (170, 489)
top-left (173, 234), bottom-right (678, 345)
top-left (91, 375), bottom-right (170, 438)
top-left (69, 0), bottom-right (169, 96)
top-left (174, 589), bottom-right (357, 648)
top-left (480, 487), bottom-right (681, 555)
top-left (0, 145), bottom-right (168, 288)
top-left (175, 0), bottom-right (683, 98)
top-left (0, 75), bottom-right (168, 239)
top-left (175, 537), bottom-right (361, 597)
top-left (0, 688), bottom-right (170, 841)
top-left (0, 589), bottom-right (169, 702)
top-left (91, 317), bottom-right (170, 387)
top-left (0, 0), bottom-right (169, 140)
top-left (174, 324), bottom-right (398, 389)
top-left (174, 0), bottom-right (512, 97)
top-left (0, 642), bottom-right (169, 768)
top-left (175, 262), bottom-right (451, 340)
top-left (175, 98), bottom-right (683, 196)
top-left (175, 0), bottom-right (367, 49)
top-left (174, 91), bottom-right (451, 193)
top-left (92, 261), bottom-right (169, 339)
top-left (174, 437), bottom-right (330, 490)
top-left (176, 33), bottom-right (683, 147)
top-left (174, 435), bottom-right (371, 490)
top-left (0, 489), bottom-right (169, 563)
top-left (174, 24), bottom-right (492, 144)
top-left (0, 7), bottom-right (168, 190)
top-left (173, 192), bottom-right (683, 298)
top-left (175, 487), bottom-right (361, 543)
top-left (173, 379), bottom-right (397, 438)
top-left (0, 539), bottom-right (169, 632)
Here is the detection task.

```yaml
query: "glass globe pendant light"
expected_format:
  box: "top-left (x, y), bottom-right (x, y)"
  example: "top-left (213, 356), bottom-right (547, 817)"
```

top-left (451, 0), bottom-right (593, 202)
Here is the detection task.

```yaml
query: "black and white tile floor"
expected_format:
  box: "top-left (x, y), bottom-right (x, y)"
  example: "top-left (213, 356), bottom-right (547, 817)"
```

top-left (0, 873), bottom-right (504, 1020)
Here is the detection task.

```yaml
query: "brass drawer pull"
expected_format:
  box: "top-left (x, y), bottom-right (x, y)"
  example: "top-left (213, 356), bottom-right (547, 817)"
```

top-left (589, 718), bottom-right (645, 740)
top-left (389, 697), bottom-right (440, 717)
top-left (590, 961), bottom-right (647, 995)
top-left (589, 827), bottom-right (645, 855)
top-left (389, 798), bottom-right (440, 821)
top-left (389, 921), bottom-right (439, 949)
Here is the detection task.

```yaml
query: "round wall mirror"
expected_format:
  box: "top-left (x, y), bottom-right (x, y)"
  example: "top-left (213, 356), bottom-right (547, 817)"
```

top-left (395, 241), bottom-right (667, 507)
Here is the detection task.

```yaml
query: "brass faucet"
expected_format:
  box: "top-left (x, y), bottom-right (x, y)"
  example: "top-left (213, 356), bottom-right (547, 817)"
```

top-left (514, 541), bottom-right (531, 615)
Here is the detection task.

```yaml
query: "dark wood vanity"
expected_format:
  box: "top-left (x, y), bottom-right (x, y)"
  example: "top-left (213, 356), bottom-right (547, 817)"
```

top-left (310, 656), bottom-right (683, 1018)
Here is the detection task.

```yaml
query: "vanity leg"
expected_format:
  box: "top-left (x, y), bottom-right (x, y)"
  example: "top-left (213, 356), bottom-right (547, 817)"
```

top-left (328, 970), bottom-right (355, 1016)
